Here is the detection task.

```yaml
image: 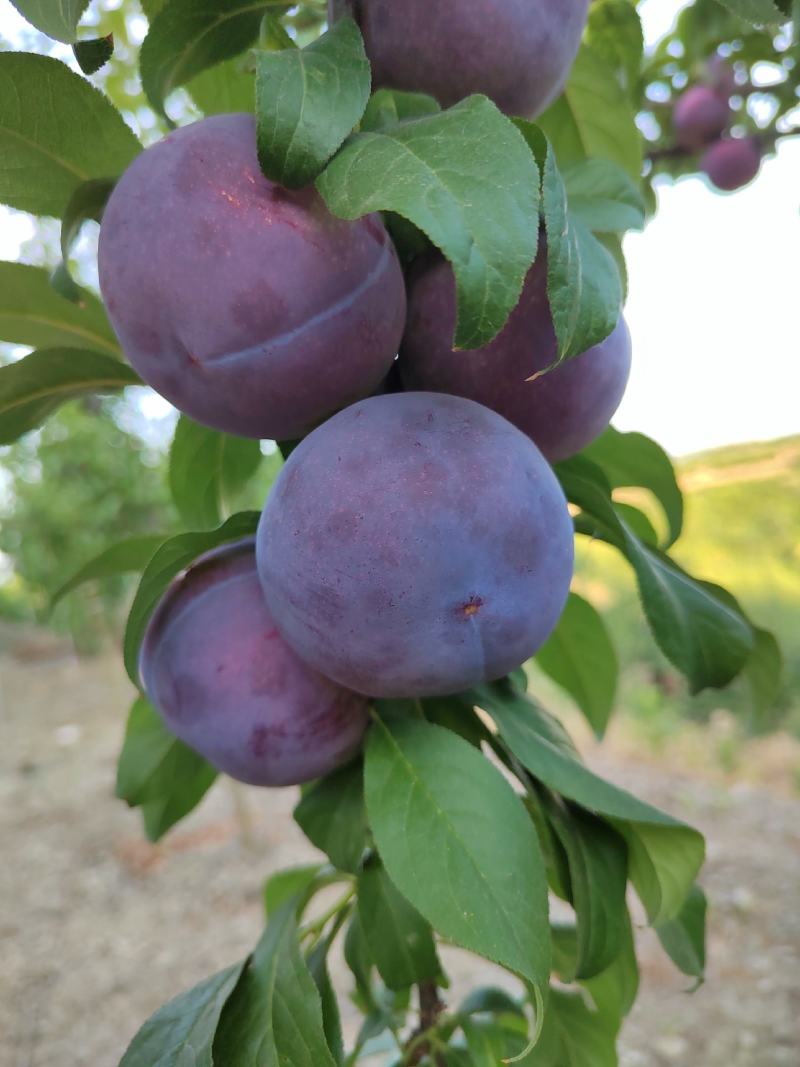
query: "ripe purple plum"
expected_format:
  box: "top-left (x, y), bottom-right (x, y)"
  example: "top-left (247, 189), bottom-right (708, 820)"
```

top-left (330, 0), bottom-right (590, 118)
top-left (139, 539), bottom-right (369, 787)
top-left (99, 113), bottom-right (406, 441)
top-left (673, 85), bottom-right (729, 150)
top-left (701, 137), bottom-right (762, 192)
top-left (399, 251), bottom-right (632, 463)
top-left (257, 393), bottom-right (575, 698)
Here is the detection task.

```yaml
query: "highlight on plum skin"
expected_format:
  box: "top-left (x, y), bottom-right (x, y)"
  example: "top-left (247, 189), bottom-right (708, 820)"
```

top-left (399, 250), bottom-right (632, 464)
top-left (139, 538), bottom-right (370, 788)
top-left (256, 392), bottom-right (575, 700)
top-left (98, 113), bottom-right (406, 442)
top-left (330, 0), bottom-right (590, 119)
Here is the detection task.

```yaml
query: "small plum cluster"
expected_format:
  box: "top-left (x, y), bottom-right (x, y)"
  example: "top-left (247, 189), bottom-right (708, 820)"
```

top-left (100, 4), bottom-right (635, 789)
top-left (672, 55), bottom-right (762, 192)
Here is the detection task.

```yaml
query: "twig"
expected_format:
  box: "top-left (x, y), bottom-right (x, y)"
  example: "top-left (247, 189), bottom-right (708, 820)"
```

top-left (405, 980), bottom-right (446, 1066)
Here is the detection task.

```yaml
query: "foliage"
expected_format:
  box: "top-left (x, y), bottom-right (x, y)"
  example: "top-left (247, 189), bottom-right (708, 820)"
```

top-left (0, 1), bottom-right (796, 1064)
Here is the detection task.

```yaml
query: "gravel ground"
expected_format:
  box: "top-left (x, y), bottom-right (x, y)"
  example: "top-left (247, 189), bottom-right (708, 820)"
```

top-left (1, 650), bottom-right (798, 1067)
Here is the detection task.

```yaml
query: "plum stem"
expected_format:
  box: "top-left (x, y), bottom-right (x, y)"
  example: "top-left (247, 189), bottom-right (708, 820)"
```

top-left (405, 981), bottom-right (446, 1065)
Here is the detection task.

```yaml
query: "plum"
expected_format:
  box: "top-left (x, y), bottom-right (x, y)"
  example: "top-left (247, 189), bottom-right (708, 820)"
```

top-left (673, 85), bottom-right (729, 150)
top-left (139, 538), bottom-right (369, 787)
top-left (399, 250), bottom-right (631, 463)
top-left (707, 55), bottom-right (738, 99)
top-left (98, 113), bottom-right (406, 441)
top-left (701, 137), bottom-right (762, 192)
top-left (257, 393), bottom-right (575, 698)
top-left (330, 0), bottom-right (590, 118)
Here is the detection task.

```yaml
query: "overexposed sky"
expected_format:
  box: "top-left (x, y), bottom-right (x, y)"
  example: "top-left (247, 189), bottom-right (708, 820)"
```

top-left (0, 0), bottom-right (797, 456)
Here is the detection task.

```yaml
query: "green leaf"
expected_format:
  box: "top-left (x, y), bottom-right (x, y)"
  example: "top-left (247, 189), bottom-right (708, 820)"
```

top-left (745, 627), bottom-right (784, 724)
top-left (140, 0), bottom-right (277, 121)
top-left (460, 987), bottom-right (525, 1018)
top-left (60, 178), bottom-right (115, 289)
top-left (317, 95), bottom-right (540, 350)
top-left (516, 127), bottom-right (621, 362)
top-left (563, 159), bottom-right (646, 234)
top-left (357, 863), bottom-right (439, 992)
top-left (535, 593), bottom-right (618, 738)
top-left (116, 698), bottom-right (218, 842)
top-left (525, 987), bottom-right (618, 1066)
top-left (586, 0), bottom-right (645, 98)
top-left (361, 88), bottom-right (441, 132)
top-left (583, 426), bottom-right (684, 547)
top-left (255, 17), bottom-right (371, 189)
top-left (119, 960), bottom-right (245, 1067)
top-left (538, 45), bottom-right (642, 180)
top-left (9, 0), bottom-right (90, 42)
top-left (713, 0), bottom-right (786, 25)
top-left (479, 683), bottom-right (705, 923)
top-left (0, 262), bottom-right (118, 356)
top-left (294, 760), bottom-right (368, 874)
top-left (73, 34), bottom-right (115, 76)
top-left (50, 534), bottom-right (165, 609)
top-left (559, 456), bottom-right (754, 692)
top-left (168, 416), bottom-right (262, 530)
top-left (213, 902), bottom-right (338, 1066)
top-left (307, 936), bottom-right (345, 1065)
top-left (551, 913), bottom-right (639, 1030)
top-left (264, 864), bottom-right (326, 917)
top-left (0, 52), bottom-right (140, 217)
top-left (364, 715), bottom-right (550, 990)
top-left (123, 512), bottom-right (260, 685)
top-left (656, 884), bottom-right (707, 981)
top-left (0, 348), bottom-right (140, 445)
top-left (188, 56), bottom-right (256, 115)
top-left (544, 799), bottom-right (628, 979)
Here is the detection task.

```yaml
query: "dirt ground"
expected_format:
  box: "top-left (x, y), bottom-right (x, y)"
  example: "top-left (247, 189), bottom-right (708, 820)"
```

top-left (1, 648), bottom-right (798, 1067)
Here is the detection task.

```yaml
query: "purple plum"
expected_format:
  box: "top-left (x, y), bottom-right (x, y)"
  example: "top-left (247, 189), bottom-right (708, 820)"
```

top-left (330, 0), bottom-right (590, 118)
top-left (257, 392), bottom-right (575, 698)
top-left (701, 137), bottom-right (762, 192)
top-left (139, 539), bottom-right (369, 787)
top-left (99, 114), bottom-right (406, 441)
top-left (399, 250), bottom-right (632, 463)
top-left (673, 85), bottom-right (729, 150)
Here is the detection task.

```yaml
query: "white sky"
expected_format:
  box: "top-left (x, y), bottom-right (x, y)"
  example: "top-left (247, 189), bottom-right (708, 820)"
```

top-left (0, 0), bottom-right (797, 456)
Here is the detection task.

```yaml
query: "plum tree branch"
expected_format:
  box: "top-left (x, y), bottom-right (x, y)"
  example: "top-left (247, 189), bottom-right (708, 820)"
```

top-left (405, 981), bottom-right (446, 1066)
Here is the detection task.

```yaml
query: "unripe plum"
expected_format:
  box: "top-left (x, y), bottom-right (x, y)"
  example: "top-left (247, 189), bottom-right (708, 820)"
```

top-left (330, 0), bottom-right (590, 119)
top-left (701, 137), bottom-right (762, 192)
top-left (399, 251), bottom-right (632, 463)
top-left (139, 539), bottom-right (369, 787)
top-left (99, 114), bottom-right (406, 441)
top-left (673, 85), bottom-right (729, 150)
top-left (257, 393), bottom-right (575, 698)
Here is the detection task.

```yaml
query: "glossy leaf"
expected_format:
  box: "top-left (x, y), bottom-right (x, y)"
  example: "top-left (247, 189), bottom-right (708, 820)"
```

top-left (51, 534), bottom-right (165, 609)
top-left (213, 902), bottom-right (337, 1066)
top-left (168, 416), bottom-right (262, 530)
top-left (0, 52), bottom-right (140, 217)
top-left (583, 426), bottom-right (684, 547)
top-left (535, 593), bottom-right (618, 738)
top-left (294, 760), bottom-right (368, 874)
top-left (0, 261), bottom-right (118, 356)
top-left (9, 0), bottom-right (90, 42)
top-left (656, 884), bottom-right (707, 981)
top-left (479, 683), bottom-right (705, 923)
top-left (123, 512), bottom-right (260, 685)
top-left (318, 95), bottom-right (540, 350)
top-left (140, 0), bottom-right (275, 121)
top-left (119, 960), bottom-right (244, 1067)
top-left (256, 17), bottom-right (371, 188)
top-left (0, 348), bottom-right (139, 445)
top-left (357, 863), bottom-right (439, 992)
top-left (116, 698), bottom-right (218, 843)
top-left (364, 715), bottom-right (550, 990)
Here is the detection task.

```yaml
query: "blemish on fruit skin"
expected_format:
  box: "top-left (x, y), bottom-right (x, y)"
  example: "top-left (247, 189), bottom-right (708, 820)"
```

top-left (460, 596), bottom-right (484, 618)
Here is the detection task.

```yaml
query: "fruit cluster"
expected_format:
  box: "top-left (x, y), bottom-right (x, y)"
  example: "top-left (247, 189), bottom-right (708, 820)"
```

top-left (672, 55), bottom-right (762, 192)
top-left (98, 3), bottom-right (633, 789)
